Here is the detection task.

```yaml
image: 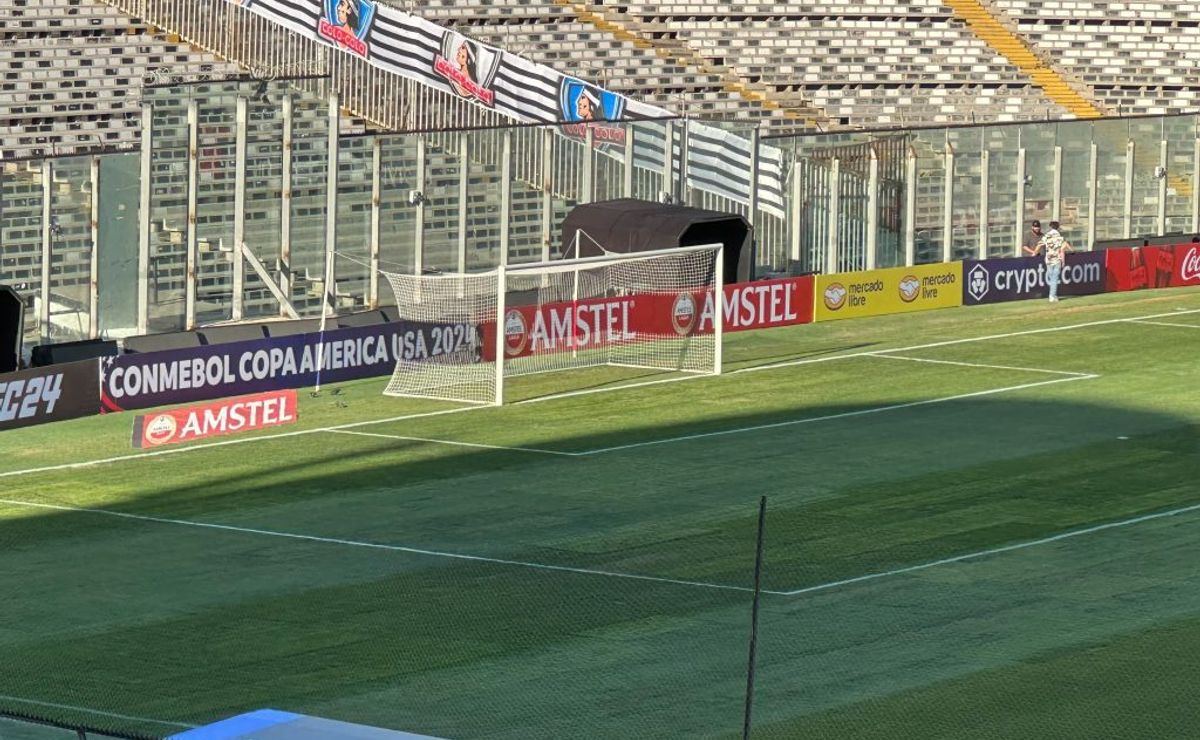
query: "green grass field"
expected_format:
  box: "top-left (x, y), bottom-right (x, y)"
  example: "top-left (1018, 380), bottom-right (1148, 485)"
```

top-left (2, 287), bottom-right (1199, 739)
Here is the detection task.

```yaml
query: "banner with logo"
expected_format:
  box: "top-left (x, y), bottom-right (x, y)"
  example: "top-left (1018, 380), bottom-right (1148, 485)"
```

top-left (963, 253), bottom-right (1106, 305)
top-left (221, 0), bottom-right (785, 216)
top-left (815, 264), bottom-right (962, 322)
top-left (101, 321), bottom-right (474, 412)
top-left (484, 276), bottom-right (814, 361)
top-left (1104, 244), bottom-right (1200, 292)
top-left (132, 390), bottom-right (298, 448)
top-left (0, 359), bottom-right (101, 431)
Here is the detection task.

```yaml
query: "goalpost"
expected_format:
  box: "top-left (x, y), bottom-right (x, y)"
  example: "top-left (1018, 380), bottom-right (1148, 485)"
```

top-left (380, 243), bottom-right (724, 406)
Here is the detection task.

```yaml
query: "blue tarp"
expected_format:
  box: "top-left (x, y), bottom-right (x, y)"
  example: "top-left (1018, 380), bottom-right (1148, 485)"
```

top-left (168, 709), bottom-right (447, 740)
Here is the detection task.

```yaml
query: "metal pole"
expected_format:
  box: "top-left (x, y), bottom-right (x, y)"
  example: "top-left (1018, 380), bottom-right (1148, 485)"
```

top-left (314, 90), bottom-right (339, 393)
top-left (741, 495), bottom-right (768, 740)
top-left (40, 160), bottom-right (52, 343)
top-left (582, 127), bottom-right (595, 204)
top-left (623, 125), bottom-right (635, 198)
top-left (232, 96), bottom-right (248, 321)
top-left (1193, 136), bottom-right (1200, 233)
top-left (866, 149), bottom-right (879, 270)
top-left (499, 129), bottom-right (513, 267)
top-left (942, 142), bottom-right (954, 264)
top-left (1052, 145), bottom-right (1063, 223)
top-left (978, 148), bottom-right (989, 259)
top-left (747, 128), bottom-right (760, 279)
top-left (789, 158), bottom-right (803, 268)
top-left (676, 119), bottom-right (689, 204)
top-left (88, 155), bottom-right (100, 339)
top-left (827, 157), bottom-right (840, 274)
top-left (494, 264), bottom-right (506, 406)
top-left (137, 103), bottom-right (152, 334)
top-left (1123, 139), bottom-right (1135, 239)
top-left (713, 243), bottom-right (724, 375)
top-left (1157, 138), bottom-right (1168, 236)
top-left (905, 146), bottom-right (917, 266)
top-left (458, 133), bottom-right (470, 274)
top-left (1014, 147), bottom-right (1026, 256)
top-left (280, 94), bottom-right (293, 315)
top-left (369, 137), bottom-right (382, 308)
top-left (414, 136), bottom-right (427, 274)
top-left (662, 121), bottom-right (675, 199)
top-left (541, 128), bottom-right (554, 262)
top-left (185, 99), bottom-right (199, 329)
top-left (1087, 142), bottom-right (1098, 250)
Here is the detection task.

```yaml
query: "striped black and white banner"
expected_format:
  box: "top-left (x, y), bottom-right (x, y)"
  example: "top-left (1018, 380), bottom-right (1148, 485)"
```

top-left (229, 0), bottom-right (785, 216)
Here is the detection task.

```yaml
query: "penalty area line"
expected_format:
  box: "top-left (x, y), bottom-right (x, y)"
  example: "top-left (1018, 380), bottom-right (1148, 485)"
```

top-left (1126, 319), bottom-right (1200, 330)
top-left (0, 498), bottom-right (770, 596)
top-left (782, 500), bottom-right (1200, 597)
top-left (324, 428), bottom-right (585, 457)
top-left (865, 353), bottom-right (1094, 377)
top-left (0, 693), bottom-right (195, 729)
top-left (579, 374), bottom-right (1098, 455)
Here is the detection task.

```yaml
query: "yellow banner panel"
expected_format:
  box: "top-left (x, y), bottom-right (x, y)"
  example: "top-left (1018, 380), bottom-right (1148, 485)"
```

top-left (815, 263), bottom-right (963, 322)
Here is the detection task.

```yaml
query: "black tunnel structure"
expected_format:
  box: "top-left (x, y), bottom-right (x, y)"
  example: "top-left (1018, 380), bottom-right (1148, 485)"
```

top-left (560, 199), bottom-right (753, 283)
top-left (0, 285), bottom-right (24, 373)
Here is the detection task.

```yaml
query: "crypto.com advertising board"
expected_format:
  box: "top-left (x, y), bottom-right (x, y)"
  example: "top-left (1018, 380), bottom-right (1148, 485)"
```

top-left (962, 253), bottom-right (1106, 305)
top-left (815, 263), bottom-right (962, 322)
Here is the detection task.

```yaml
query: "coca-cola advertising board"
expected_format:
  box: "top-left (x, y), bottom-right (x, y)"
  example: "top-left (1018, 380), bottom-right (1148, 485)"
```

top-left (1105, 244), bottom-right (1200, 292)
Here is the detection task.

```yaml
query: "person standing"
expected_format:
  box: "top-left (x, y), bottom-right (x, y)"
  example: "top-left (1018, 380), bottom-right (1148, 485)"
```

top-left (1021, 219), bottom-right (1044, 257)
top-left (1029, 221), bottom-right (1073, 302)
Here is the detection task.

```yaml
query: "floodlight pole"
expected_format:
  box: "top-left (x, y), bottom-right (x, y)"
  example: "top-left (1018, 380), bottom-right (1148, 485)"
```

top-left (742, 495), bottom-right (767, 740)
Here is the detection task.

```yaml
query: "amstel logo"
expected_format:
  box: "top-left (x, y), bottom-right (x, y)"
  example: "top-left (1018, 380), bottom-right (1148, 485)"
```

top-left (823, 282), bottom-right (847, 311)
top-left (898, 275), bottom-right (921, 303)
top-left (143, 413), bottom-right (178, 447)
top-left (503, 309), bottom-right (529, 357)
top-left (670, 293), bottom-right (698, 336)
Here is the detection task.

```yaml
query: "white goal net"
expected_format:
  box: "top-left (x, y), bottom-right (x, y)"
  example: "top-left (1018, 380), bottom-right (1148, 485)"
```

top-left (382, 243), bottom-right (723, 405)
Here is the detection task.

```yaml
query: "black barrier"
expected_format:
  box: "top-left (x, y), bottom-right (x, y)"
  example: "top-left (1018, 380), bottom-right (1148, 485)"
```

top-left (0, 286), bottom-right (22, 373)
top-left (963, 253), bottom-right (1107, 305)
top-left (0, 359), bottom-right (101, 431)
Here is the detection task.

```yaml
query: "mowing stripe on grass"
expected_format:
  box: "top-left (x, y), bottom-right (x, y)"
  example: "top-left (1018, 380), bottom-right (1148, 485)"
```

top-left (782, 499), bottom-right (1200, 597)
top-left (0, 693), bottom-right (195, 729)
top-left (865, 353), bottom-right (1094, 377)
top-left (1126, 319), bottom-right (1200, 329)
top-left (739, 307), bottom-right (1200, 375)
top-left (580, 375), bottom-right (1098, 455)
top-left (0, 498), bottom-right (770, 595)
top-left (325, 428), bottom-right (585, 456)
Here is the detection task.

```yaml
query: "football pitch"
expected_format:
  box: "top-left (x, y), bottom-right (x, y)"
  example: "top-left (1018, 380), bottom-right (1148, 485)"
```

top-left (2, 288), bottom-right (1199, 739)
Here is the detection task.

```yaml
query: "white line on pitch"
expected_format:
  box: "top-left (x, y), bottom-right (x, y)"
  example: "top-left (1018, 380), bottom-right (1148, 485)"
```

top-left (325, 428), bottom-right (584, 457)
top-left (579, 375), bottom-right (1097, 455)
top-left (514, 372), bottom-right (711, 405)
top-left (781, 500), bottom-right (1200, 597)
top-left (865, 353), bottom-right (1094, 377)
top-left (0, 693), bottom-right (195, 729)
top-left (738, 307), bottom-right (1200, 375)
top-left (0, 498), bottom-right (770, 595)
top-left (1126, 319), bottom-right (1200, 329)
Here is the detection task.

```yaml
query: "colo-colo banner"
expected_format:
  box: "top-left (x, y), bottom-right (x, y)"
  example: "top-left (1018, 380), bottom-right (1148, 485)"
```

top-left (1105, 244), bottom-right (1200, 292)
top-left (815, 263), bottom-right (961, 322)
top-left (101, 321), bottom-right (474, 412)
top-left (963, 253), bottom-right (1106, 305)
top-left (485, 276), bottom-right (815, 361)
top-left (225, 0), bottom-right (785, 217)
top-left (0, 359), bottom-right (101, 431)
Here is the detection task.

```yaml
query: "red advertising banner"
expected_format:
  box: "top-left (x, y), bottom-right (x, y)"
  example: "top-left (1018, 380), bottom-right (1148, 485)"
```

top-left (131, 390), bottom-right (298, 448)
top-left (1106, 244), bottom-right (1200, 292)
top-left (482, 276), bottom-right (815, 361)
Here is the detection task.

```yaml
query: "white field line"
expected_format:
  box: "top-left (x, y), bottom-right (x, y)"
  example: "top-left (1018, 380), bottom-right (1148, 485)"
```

top-left (1, 305), bottom-right (1191, 480)
top-left (738, 307), bottom-right (1200, 375)
top-left (0, 498), bottom-right (769, 595)
top-left (865, 353), bottom-right (1094, 377)
top-left (580, 375), bottom-right (1098, 455)
top-left (0, 693), bottom-right (195, 729)
top-left (1127, 319), bottom-right (1200, 329)
top-left (325, 428), bottom-right (585, 457)
top-left (782, 500), bottom-right (1200, 597)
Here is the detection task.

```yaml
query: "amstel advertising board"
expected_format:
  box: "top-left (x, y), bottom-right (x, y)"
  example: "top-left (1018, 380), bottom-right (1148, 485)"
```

top-left (815, 263), bottom-right (962, 322)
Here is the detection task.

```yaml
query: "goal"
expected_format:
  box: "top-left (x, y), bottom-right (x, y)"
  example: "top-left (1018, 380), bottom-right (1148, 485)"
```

top-left (381, 244), bottom-right (724, 405)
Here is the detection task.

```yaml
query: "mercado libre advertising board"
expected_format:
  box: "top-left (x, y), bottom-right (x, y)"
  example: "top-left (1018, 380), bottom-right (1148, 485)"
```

top-left (815, 263), bottom-right (963, 322)
top-left (132, 390), bottom-right (298, 448)
top-left (0, 359), bottom-right (101, 431)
